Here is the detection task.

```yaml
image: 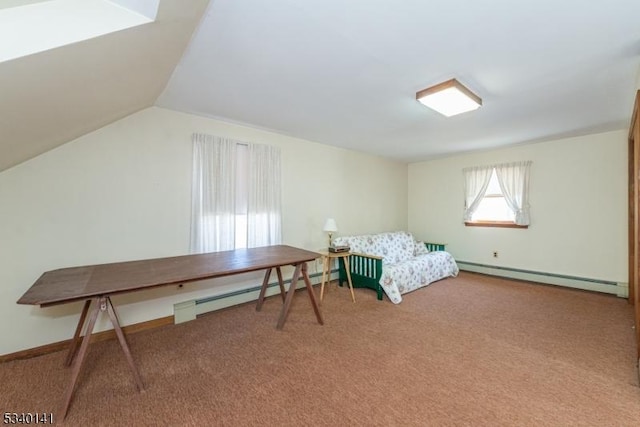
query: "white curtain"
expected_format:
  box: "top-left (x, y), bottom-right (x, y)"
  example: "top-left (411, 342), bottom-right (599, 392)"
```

top-left (247, 143), bottom-right (282, 247)
top-left (190, 133), bottom-right (237, 253)
top-left (495, 161), bottom-right (532, 226)
top-left (190, 133), bottom-right (282, 253)
top-left (463, 166), bottom-right (493, 222)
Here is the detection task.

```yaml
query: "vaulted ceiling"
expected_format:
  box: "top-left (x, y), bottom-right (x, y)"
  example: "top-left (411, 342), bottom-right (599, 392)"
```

top-left (2, 0), bottom-right (640, 172)
top-left (0, 0), bottom-right (209, 171)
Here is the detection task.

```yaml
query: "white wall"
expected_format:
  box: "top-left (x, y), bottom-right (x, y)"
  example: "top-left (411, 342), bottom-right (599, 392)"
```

top-left (0, 106), bottom-right (407, 354)
top-left (408, 130), bottom-right (627, 283)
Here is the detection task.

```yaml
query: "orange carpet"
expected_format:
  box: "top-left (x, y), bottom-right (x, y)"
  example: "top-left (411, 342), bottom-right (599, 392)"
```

top-left (2, 271), bottom-right (639, 426)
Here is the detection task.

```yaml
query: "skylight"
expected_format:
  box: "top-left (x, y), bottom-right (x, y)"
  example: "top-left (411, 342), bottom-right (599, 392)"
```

top-left (0, 0), bottom-right (159, 63)
top-left (0, 1), bottom-right (52, 10)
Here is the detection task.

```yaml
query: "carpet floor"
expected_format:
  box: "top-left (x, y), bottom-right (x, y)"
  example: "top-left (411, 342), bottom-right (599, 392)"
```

top-left (2, 271), bottom-right (639, 426)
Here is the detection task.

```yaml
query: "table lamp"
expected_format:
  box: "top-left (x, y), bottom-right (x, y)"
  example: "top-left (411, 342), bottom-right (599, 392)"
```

top-left (323, 218), bottom-right (338, 248)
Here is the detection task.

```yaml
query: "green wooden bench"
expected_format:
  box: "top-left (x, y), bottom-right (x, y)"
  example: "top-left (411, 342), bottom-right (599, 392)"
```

top-left (337, 242), bottom-right (446, 300)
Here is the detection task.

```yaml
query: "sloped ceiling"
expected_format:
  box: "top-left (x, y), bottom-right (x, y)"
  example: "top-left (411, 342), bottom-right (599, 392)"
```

top-left (2, 0), bottom-right (640, 171)
top-left (0, 0), bottom-right (209, 172)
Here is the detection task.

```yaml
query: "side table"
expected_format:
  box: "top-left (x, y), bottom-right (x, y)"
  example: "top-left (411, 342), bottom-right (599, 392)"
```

top-left (318, 251), bottom-right (355, 303)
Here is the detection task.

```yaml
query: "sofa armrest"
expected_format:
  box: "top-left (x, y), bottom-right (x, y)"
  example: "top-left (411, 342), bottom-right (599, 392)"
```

top-left (350, 252), bottom-right (383, 260)
top-left (338, 252), bottom-right (384, 300)
top-left (345, 253), bottom-right (383, 278)
top-left (424, 242), bottom-right (447, 252)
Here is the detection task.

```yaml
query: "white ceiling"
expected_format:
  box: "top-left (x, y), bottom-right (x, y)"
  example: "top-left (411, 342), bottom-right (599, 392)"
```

top-left (2, 0), bottom-right (640, 172)
top-left (0, 0), bottom-right (208, 172)
top-left (158, 0), bottom-right (640, 162)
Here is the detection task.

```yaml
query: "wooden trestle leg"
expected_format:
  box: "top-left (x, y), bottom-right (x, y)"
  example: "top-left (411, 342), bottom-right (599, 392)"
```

top-left (105, 297), bottom-right (144, 392)
top-left (256, 268), bottom-right (273, 312)
top-left (276, 262), bottom-right (323, 330)
top-left (64, 299), bottom-right (91, 367)
top-left (60, 297), bottom-right (101, 419)
top-left (276, 267), bottom-right (285, 302)
top-left (60, 296), bottom-right (144, 420)
top-left (301, 262), bottom-right (323, 325)
top-left (256, 267), bottom-right (287, 312)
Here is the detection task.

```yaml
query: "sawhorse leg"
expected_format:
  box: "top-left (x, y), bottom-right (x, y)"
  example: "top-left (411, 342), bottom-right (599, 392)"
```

top-left (64, 299), bottom-right (91, 367)
top-left (60, 296), bottom-right (144, 420)
top-left (256, 267), bottom-right (287, 312)
top-left (276, 262), bottom-right (323, 330)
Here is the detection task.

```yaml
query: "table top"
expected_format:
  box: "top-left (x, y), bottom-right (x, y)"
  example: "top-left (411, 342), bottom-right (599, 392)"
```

top-left (18, 245), bottom-right (320, 307)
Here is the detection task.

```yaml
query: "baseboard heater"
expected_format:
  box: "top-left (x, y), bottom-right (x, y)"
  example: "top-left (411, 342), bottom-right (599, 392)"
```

top-left (457, 261), bottom-right (627, 298)
top-left (174, 269), bottom-right (337, 324)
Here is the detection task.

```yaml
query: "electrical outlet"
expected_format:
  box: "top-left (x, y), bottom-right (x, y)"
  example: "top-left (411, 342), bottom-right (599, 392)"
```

top-left (493, 251), bottom-right (498, 258)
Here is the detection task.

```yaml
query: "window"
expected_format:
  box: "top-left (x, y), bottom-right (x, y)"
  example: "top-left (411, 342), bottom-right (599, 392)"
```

top-left (469, 169), bottom-right (515, 224)
top-left (190, 133), bottom-right (282, 253)
top-left (463, 161), bottom-right (531, 228)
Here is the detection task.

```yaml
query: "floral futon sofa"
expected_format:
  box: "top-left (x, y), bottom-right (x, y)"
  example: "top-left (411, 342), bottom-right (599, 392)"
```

top-left (333, 231), bottom-right (459, 303)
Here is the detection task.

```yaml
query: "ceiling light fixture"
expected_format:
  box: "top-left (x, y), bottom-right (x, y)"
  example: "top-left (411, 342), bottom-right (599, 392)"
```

top-left (416, 78), bottom-right (482, 117)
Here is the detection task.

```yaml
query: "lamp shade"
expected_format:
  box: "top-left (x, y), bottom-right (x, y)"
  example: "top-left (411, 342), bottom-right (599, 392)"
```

top-left (323, 218), bottom-right (338, 232)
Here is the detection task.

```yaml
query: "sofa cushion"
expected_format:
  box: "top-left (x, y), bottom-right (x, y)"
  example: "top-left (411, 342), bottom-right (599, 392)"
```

top-left (334, 231), bottom-right (415, 264)
top-left (413, 240), bottom-right (430, 256)
top-left (380, 251), bottom-right (459, 303)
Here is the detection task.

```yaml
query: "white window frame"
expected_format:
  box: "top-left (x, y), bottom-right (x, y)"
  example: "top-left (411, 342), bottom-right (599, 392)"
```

top-left (469, 168), bottom-right (516, 224)
top-left (463, 162), bottom-right (531, 229)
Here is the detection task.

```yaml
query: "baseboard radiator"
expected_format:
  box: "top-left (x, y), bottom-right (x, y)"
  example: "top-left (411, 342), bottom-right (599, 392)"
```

top-left (457, 261), bottom-right (628, 298)
top-left (174, 269), bottom-right (336, 324)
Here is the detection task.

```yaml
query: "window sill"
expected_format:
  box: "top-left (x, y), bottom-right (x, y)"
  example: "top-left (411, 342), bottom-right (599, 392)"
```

top-left (464, 221), bottom-right (528, 229)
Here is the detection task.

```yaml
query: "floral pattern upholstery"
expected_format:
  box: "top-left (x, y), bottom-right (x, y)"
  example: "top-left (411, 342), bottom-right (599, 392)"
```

top-left (333, 231), bottom-right (415, 264)
top-left (333, 232), bottom-right (459, 304)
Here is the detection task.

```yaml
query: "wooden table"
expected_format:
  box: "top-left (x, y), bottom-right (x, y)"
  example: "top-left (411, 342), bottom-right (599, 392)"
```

top-left (318, 250), bottom-right (355, 303)
top-left (17, 245), bottom-right (323, 419)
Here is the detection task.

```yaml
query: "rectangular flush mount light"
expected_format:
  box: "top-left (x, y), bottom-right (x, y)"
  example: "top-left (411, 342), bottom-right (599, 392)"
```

top-left (416, 78), bottom-right (482, 117)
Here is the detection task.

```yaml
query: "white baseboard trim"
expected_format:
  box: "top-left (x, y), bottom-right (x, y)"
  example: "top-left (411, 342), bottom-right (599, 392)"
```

top-left (174, 270), bottom-right (336, 324)
top-left (457, 261), bottom-right (627, 298)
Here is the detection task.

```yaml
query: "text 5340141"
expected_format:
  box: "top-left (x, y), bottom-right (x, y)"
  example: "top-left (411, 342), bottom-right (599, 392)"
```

top-left (3, 413), bottom-right (54, 424)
